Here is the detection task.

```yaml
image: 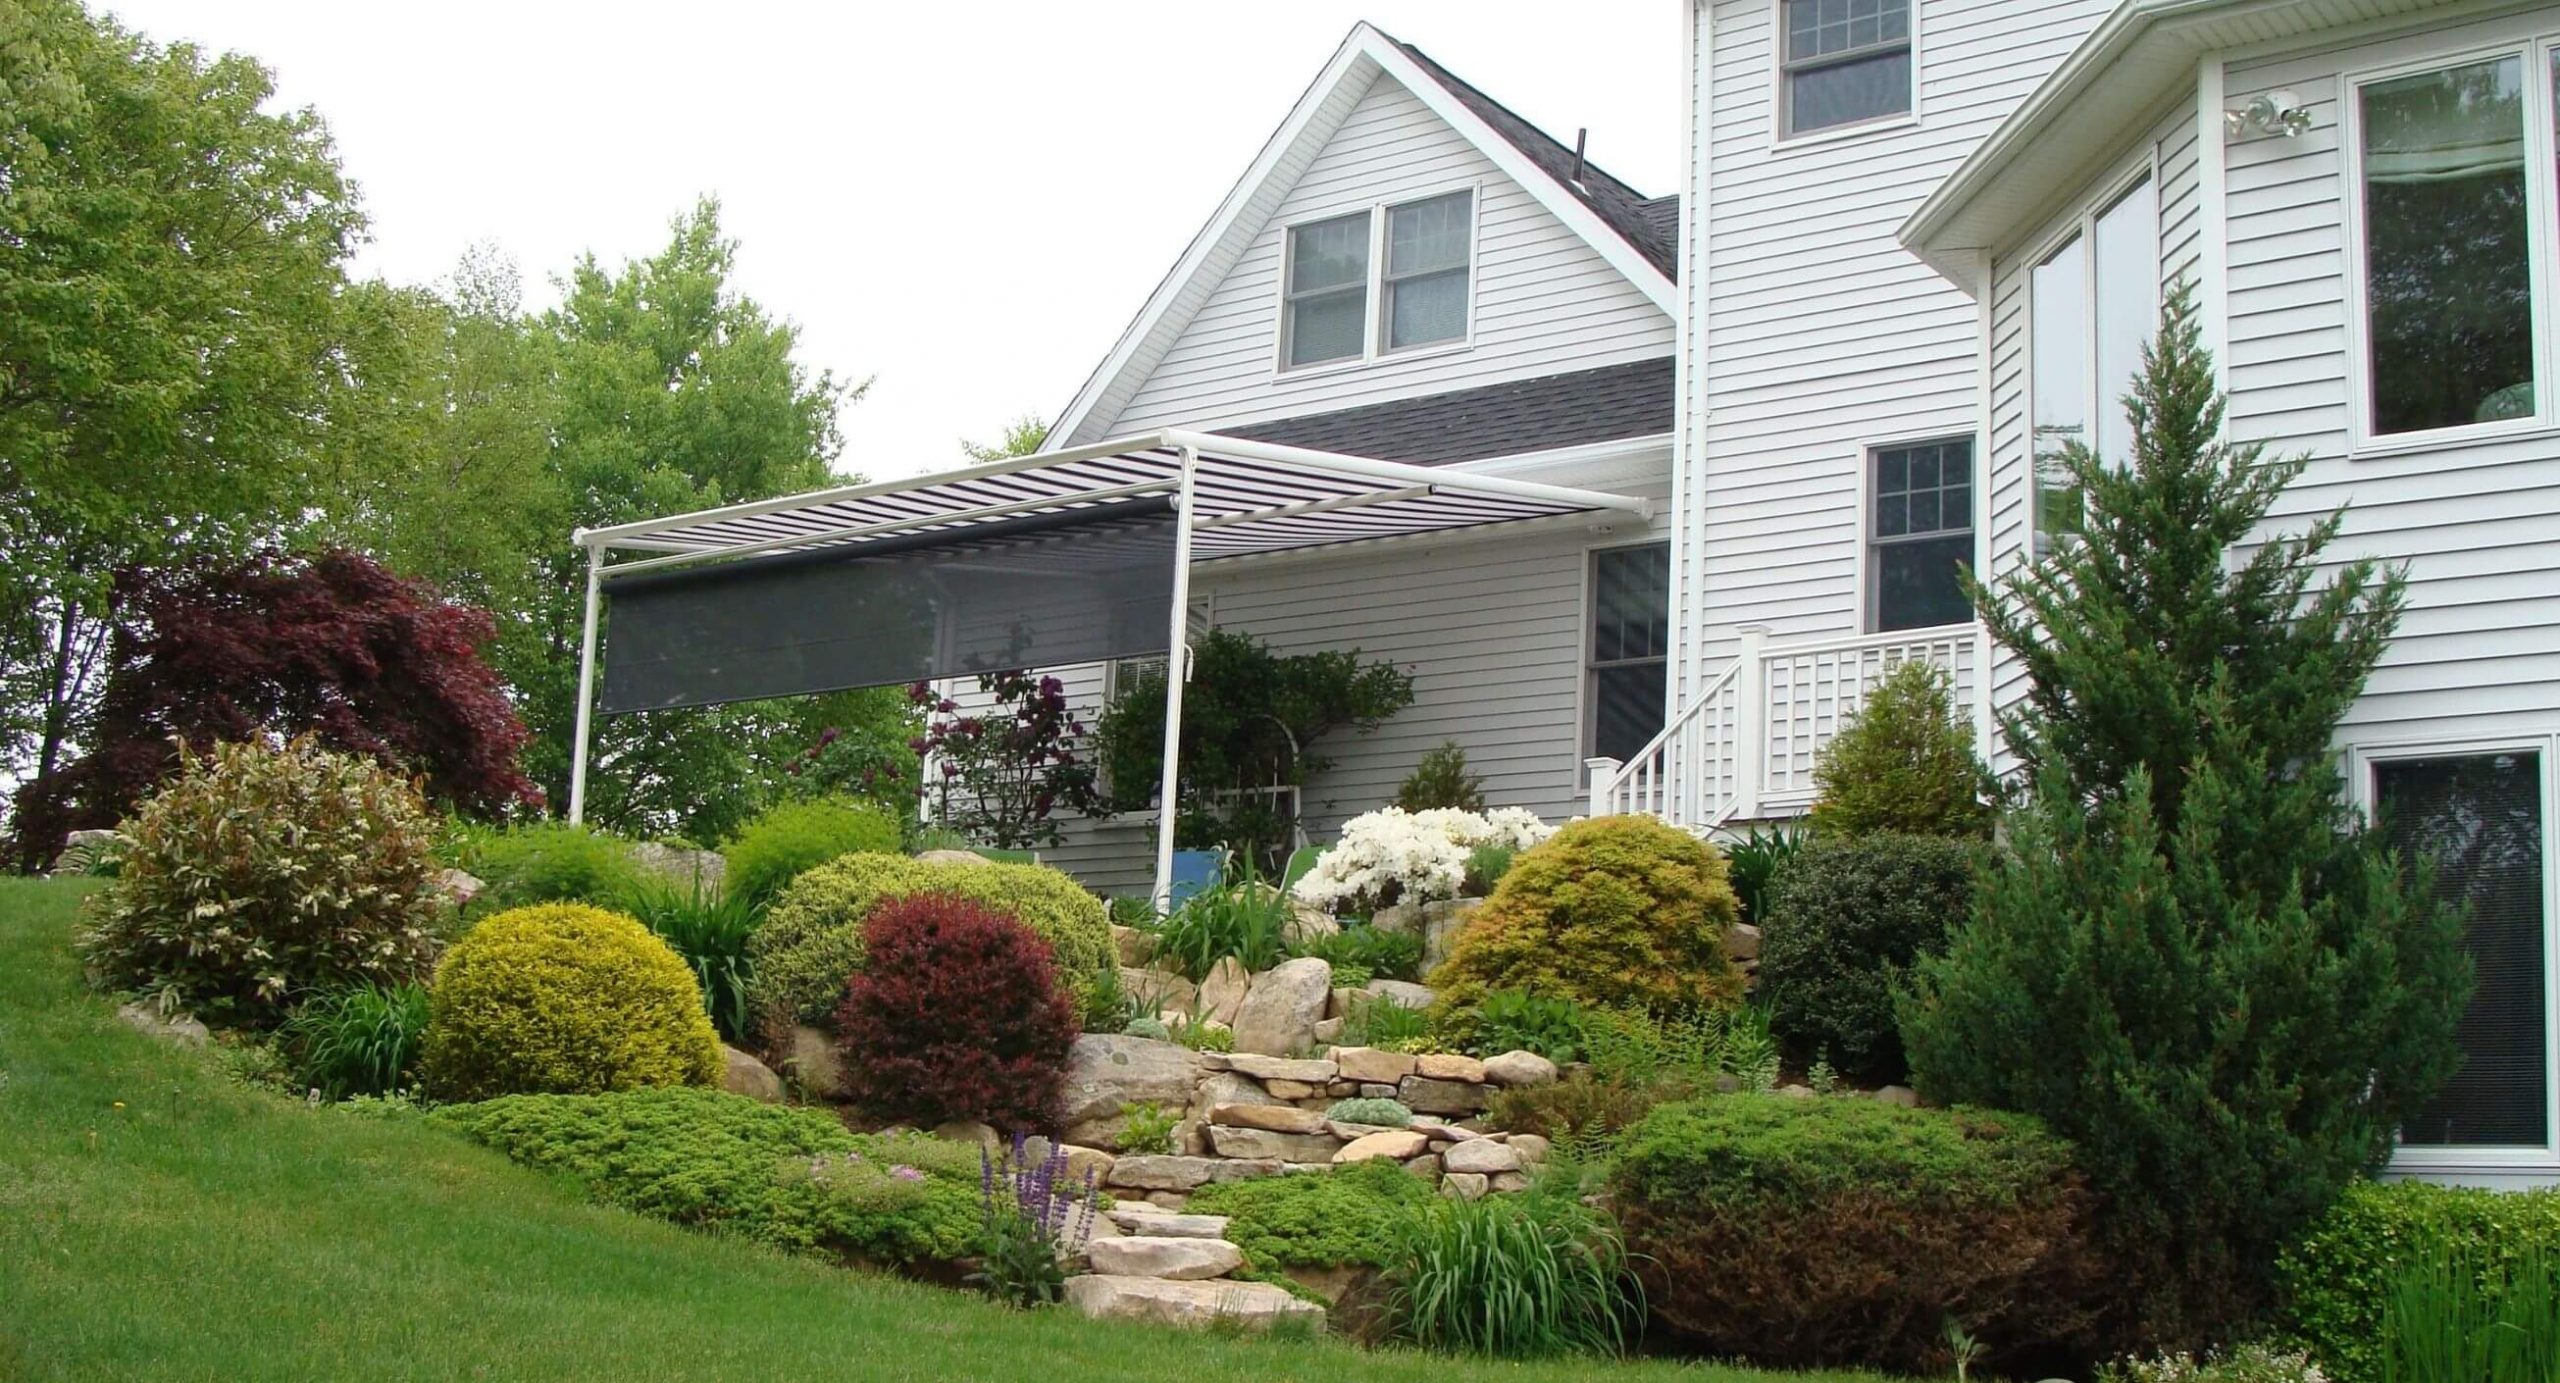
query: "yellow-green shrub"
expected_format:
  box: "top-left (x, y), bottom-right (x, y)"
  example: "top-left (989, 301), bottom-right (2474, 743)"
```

top-left (746, 852), bottom-right (1112, 1027)
top-left (721, 797), bottom-right (902, 906)
top-left (422, 903), bottom-right (722, 1100)
top-left (1429, 815), bottom-right (1741, 1015)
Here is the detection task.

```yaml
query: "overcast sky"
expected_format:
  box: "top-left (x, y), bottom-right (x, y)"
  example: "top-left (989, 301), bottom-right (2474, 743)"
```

top-left (100, 2), bottom-right (1683, 481)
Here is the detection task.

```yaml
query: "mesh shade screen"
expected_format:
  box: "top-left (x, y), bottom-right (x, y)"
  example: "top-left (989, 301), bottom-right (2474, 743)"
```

top-left (597, 498), bottom-right (1178, 713)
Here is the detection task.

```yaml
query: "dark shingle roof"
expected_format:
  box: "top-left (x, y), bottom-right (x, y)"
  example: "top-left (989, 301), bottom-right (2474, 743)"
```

top-left (1222, 357), bottom-right (1674, 465)
top-left (1390, 38), bottom-right (1679, 281)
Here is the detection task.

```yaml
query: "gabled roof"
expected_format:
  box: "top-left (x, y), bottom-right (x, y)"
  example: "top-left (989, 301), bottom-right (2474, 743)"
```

top-left (1225, 358), bottom-right (1674, 465)
top-left (1901, 0), bottom-right (2463, 281)
top-left (1048, 22), bottom-right (1678, 447)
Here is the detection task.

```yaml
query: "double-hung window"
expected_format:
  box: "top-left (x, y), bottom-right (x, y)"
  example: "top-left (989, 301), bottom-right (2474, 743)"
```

top-left (1281, 190), bottom-right (1474, 370)
top-left (2352, 53), bottom-right (2538, 440)
top-left (1780, 0), bottom-right (1914, 138)
top-left (1587, 544), bottom-right (1671, 763)
top-left (2029, 171), bottom-right (2157, 544)
top-left (1868, 438), bottom-right (1974, 632)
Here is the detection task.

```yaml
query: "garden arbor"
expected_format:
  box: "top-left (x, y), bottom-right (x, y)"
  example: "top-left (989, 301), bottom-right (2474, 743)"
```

top-left (566, 429), bottom-right (1649, 905)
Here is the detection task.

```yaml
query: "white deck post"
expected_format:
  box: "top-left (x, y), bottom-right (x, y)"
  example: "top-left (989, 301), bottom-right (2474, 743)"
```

top-left (1149, 446), bottom-right (1202, 913)
top-left (1584, 757), bottom-right (1621, 816)
top-left (567, 540), bottom-right (603, 825)
top-left (1732, 624), bottom-right (1770, 822)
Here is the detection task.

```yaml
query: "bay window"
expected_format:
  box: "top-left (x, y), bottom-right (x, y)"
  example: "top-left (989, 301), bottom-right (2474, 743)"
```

top-left (2029, 172), bottom-right (2157, 543)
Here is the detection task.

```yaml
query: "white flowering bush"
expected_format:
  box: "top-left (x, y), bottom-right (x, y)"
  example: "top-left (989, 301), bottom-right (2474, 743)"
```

top-left (2100, 1346), bottom-right (2328, 1383)
top-left (1291, 806), bottom-right (1556, 914)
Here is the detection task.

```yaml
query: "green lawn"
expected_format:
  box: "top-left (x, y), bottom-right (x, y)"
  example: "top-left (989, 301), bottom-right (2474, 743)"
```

top-left (0, 876), bottom-right (1875, 1383)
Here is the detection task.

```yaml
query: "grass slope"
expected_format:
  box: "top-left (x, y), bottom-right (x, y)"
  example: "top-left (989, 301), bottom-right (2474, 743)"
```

top-left (0, 877), bottom-right (1873, 1383)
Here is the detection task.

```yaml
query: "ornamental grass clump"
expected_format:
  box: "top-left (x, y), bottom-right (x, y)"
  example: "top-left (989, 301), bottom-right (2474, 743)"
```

top-left (834, 894), bottom-right (1078, 1132)
top-left (1428, 814), bottom-right (1742, 1017)
top-left (1387, 1169), bottom-right (1641, 1359)
top-left (283, 981), bottom-right (431, 1098)
top-left (421, 903), bottom-right (722, 1100)
top-left (79, 736), bottom-right (444, 1026)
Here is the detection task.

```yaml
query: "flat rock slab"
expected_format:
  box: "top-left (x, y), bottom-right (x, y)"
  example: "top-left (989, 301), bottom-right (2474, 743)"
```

top-left (1060, 1034), bottom-right (1202, 1129)
top-left (1065, 1275), bottom-right (1326, 1331)
top-left (1211, 1103), bottom-right (1327, 1134)
top-left (1330, 1046), bottom-right (1417, 1083)
top-left (1398, 1075), bottom-right (1497, 1116)
top-left (1087, 1235), bottom-right (1244, 1281)
top-left (1225, 1053), bottom-right (1337, 1084)
top-left (1415, 1053), bottom-right (1487, 1083)
top-left (1334, 1129), bottom-right (1430, 1164)
top-left (1104, 1208), bottom-right (1231, 1239)
top-left (1107, 1155), bottom-right (1284, 1190)
top-left (1207, 1125), bottom-right (1344, 1163)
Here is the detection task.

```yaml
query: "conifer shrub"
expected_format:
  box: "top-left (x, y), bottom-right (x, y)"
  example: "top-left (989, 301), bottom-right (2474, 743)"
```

top-left (1395, 741), bottom-right (1487, 813)
top-left (746, 852), bottom-right (1112, 1028)
top-left (1898, 287), bottom-right (2468, 1348)
top-left (421, 903), bottom-right (722, 1100)
top-left (1187, 1158), bottom-right (1437, 1270)
top-left (720, 797), bottom-right (901, 907)
top-left (1609, 1094), bottom-right (2096, 1372)
top-left (1807, 660), bottom-right (1991, 839)
top-left (78, 736), bottom-right (443, 1025)
top-left (833, 894), bottom-right (1078, 1132)
top-left (1759, 832), bottom-right (1973, 1083)
top-left (1428, 815), bottom-right (1741, 1016)
top-left (464, 820), bottom-right (644, 909)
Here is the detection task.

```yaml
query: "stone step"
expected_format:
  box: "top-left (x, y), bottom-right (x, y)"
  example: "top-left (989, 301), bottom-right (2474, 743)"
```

top-left (1085, 1235), bottom-right (1244, 1281)
top-left (1063, 1275), bottom-right (1326, 1331)
top-left (1103, 1208), bottom-right (1230, 1239)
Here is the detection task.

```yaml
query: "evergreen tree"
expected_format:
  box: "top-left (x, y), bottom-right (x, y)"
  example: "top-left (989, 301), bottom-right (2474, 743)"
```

top-left (1898, 286), bottom-right (2469, 1348)
top-left (1806, 660), bottom-right (1990, 838)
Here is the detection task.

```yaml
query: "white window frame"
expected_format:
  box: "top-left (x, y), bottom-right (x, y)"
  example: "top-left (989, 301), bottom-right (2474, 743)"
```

top-left (1858, 432), bottom-right (1980, 635)
top-left (2020, 155), bottom-right (2160, 554)
top-left (1772, 0), bottom-right (1922, 148)
top-left (1277, 210), bottom-right (1374, 373)
top-left (2347, 732), bottom-right (2560, 1177)
top-left (1271, 181), bottom-right (1481, 377)
top-left (1580, 539), bottom-right (1673, 762)
top-left (2341, 40), bottom-right (2560, 457)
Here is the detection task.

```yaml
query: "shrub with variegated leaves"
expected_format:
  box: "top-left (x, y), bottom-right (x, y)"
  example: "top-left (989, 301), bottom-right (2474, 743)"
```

top-left (78, 736), bottom-right (444, 1026)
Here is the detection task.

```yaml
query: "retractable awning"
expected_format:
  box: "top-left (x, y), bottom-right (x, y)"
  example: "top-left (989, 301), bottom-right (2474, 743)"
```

top-left (563, 428), bottom-right (1651, 904)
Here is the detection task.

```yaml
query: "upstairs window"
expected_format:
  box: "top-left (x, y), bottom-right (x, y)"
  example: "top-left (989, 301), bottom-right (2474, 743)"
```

top-left (1384, 192), bottom-right (1472, 351)
top-left (1279, 190), bottom-right (1475, 370)
top-left (1283, 212), bottom-right (1370, 368)
top-left (1868, 438), bottom-right (1974, 632)
top-left (2029, 171), bottom-right (2156, 543)
top-left (1588, 544), bottom-right (1670, 763)
top-left (2355, 55), bottom-right (2535, 438)
top-left (1781, 0), bottom-right (1913, 138)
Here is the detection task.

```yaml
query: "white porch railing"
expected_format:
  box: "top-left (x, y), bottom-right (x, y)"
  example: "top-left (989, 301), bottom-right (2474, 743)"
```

top-left (1586, 623), bottom-right (1984, 828)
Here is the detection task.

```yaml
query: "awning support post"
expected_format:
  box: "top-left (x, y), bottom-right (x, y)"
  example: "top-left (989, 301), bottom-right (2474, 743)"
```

top-left (567, 540), bottom-right (603, 825)
top-left (1149, 446), bottom-right (1201, 915)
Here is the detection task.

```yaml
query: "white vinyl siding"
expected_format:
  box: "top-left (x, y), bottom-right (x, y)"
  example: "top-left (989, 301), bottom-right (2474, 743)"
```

top-left (956, 463), bottom-right (1672, 894)
top-left (1096, 71), bottom-right (1674, 438)
top-left (1682, 0), bottom-right (2115, 693)
top-left (2216, 6), bottom-right (2560, 760)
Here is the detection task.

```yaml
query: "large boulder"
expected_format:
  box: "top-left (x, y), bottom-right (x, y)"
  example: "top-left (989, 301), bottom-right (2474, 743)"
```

top-left (1121, 967), bottom-right (1196, 1018)
top-left (1230, 957), bottom-right (1332, 1056)
top-left (1087, 1236), bottom-right (1244, 1281)
top-left (1362, 979), bottom-right (1435, 1010)
top-left (115, 1001), bottom-right (207, 1048)
top-left (1196, 957), bottom-right (1252, 1027)
top-left (719, 1045), bottom-right (785, 1102)
top-left (1482, 1051), bottom-right (1559, 1088)
top-left (781, 1024), bottom-right (851, 1101)
top-left (1063, 1275), bottom-right (1324, 1330)
top-left (631, 841), bottom-right (725, 889)
top-left (1442, 1138), bottom-right (1522, 1175)
top-left (1060, 1034), bottom-right (1203, 1138)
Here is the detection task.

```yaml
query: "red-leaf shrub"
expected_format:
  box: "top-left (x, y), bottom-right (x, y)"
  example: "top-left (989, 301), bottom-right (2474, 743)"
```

top-left (835, 894), bottom-right (1077, 1132)
top-left (9, 549), bottom-right (538, 870)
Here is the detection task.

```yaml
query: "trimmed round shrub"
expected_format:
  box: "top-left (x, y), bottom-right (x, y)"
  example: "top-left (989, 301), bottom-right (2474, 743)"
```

top-left (422, 903), bottom-right (722, 1100)
top-left (78, 737), bottom-right (442, 1026)
top-left (834, 894), bottom-right (1078, 1132)
top-left (747, 852), bottom-right (1112, 1027)
top-left (1807, 659), bottom-right (1991, 839)
top-left (1427, 815), bottom-right (1742, 1016)
top-left (1610, 1095), bottom-right (2097, 1372)
top-left (464, 820), bottom-right (643, 909)
top-left (2277, 1180), bottom-right (2560, 1383)
top-left (721, 797), bottom-right (902, 906)
top-left (1759, 832), bottom-right (1974, 1083)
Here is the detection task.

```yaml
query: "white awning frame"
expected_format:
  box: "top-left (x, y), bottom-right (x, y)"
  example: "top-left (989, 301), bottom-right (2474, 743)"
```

top-left (563, 428), bottom-right (1652, 908)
